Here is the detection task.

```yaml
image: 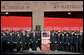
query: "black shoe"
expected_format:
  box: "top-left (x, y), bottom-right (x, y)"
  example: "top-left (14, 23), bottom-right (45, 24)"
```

top-left (51, 50), bottom-right (54, 51)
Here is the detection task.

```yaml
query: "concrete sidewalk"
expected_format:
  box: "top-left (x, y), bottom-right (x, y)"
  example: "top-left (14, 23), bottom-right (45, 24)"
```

top-left (1, 48), bottom-right (83, 54)
top-left (23, 50), bottom-right (83, 54)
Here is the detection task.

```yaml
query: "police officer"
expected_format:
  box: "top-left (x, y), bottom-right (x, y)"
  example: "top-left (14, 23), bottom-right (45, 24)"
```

top-left (54, 31), bottom-right (58, 50)
top-left (73, 31), bottom-right (80, 52)
top-left (1, 31), bottom-right (8, 52)
top-left (50, 31), bottom-right (56, 51)
top-left (29, 30), bottom-right (33, 49)
top-left (1, 32), bottom-right (3, 52)
top-left (69, 31), bottom-right (74, 52)
top-left (35, 31), bottom-right (39, 48)
top-left (21, 31), bottom-right (27, 50)
top-left (25, 31), bottom-right (31, 50)
top-left (5, 30), bottom-right (10, 52)
top-left (31, 30), bottom-right (38, 51)
top-left (79, 31), bottom-right (83, 53)
top-left (12, 31), bottom-right (20, 51)
top-left (37, 31), bottom-right (41, 50)
top-left (7, 31), bottom-right (14, 52)
top-left (59, 32), bottom-right (63, 51)
top-left (61, 32), bottom-right (66, 51)
top-left (57, 31), bottom-right (61, 51)
top-left (15, 31), bottom-right (22, 51)
top-left (18, 30), bottom-right (23, 50)
top-left (65, 33), bottom-right (71, 52)
top-left (35, 31), bottom-right (40, 49)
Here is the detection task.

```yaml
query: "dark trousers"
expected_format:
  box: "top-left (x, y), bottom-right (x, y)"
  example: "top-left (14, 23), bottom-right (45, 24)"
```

top-left (16, 43), bottom-right (21, 51)
top-left (55, 43), bottom-right (58, 50)
top-left (50, 43), bottom-right (56, 51)
top-left (57, 43), bottom-right (62, 51)
top-left (2, 42), bottom-right (8, 52)
top-left (8, 43), bottom-right (14, 51)
top-left (70, 44), bottom-right (73, 52)
top-left (72, 44), bottom-right (76, 52)
top-left (23, 43), bottom-right (29, 50)
top-left (32, 42), bottom-right (37, 51)
top-left (79, 44), bottom-right (83, 53)
top-left (38, 41), bottom-right (41, 50)
top-left (73, 43), bottom-right (78, 52)
top-left (75, 43), bottom-right (79, 52)
top-left (66, 44), bottom-right (71, 52)
top-left (12, 43), bottom-right (21, 51)
top-left (25, 43), bottom-right (30, 50)
top-left (30, 43), bottom-right (32, 48)
top-left (61, 43), bottom-right (65, 51)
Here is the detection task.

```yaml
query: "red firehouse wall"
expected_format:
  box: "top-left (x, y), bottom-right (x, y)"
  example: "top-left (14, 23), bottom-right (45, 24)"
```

top-left (1, 16), bottom-right (32, 31)
top-left (44, 17), bottom-right (83, 31)
top-left (1, 16), bottom-right (83, 31)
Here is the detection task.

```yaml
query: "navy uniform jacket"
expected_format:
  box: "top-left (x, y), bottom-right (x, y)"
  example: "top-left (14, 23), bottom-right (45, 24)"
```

top-left (19, 33), bottom-right (23, 42)
top-left (5, 33), bottom-right (12, 43)
top-left (1, 34), bottom-right (7, 42)
top-left (79, 34), bottom-right (83, 44)
top-left (22, 34), bottom-right (27, 43)
top-left (57, 34), bottom-right (61, 43)
top-left (1, 33), bottom-right (3, 40)
top-left (38, 33), bottom-right (41, 42)
top-left (16, 34), bottom-right (22, 43)
top-left (32, 33), bottom-right (38, 43)
top-left (69, 33), bottom-right (74, 44)
top-left (61, 34), bottom-right (66, 44)
top-left (59, 34), bottom-right (63, 44)
top-left (13, 34), bottom-right (20, 43)
top-left (50, 33), bottom-right (56, 43)
top-left (73, 34), bottom-right (80, 44)
top-left (29, 32), bottom-right (33, 43)
top-left (25, 34), bottom-right (31, 44)
top-left (6, 34), bottom-right (13, 43)
top-left (54, 33), bottom-right (58, 43)
top-left (65, 36), bottom-right (71, 45)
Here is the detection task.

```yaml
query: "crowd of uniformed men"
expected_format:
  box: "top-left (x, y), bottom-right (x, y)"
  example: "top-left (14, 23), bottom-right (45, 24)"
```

top-left (1, 30), bottom-right (83, 53)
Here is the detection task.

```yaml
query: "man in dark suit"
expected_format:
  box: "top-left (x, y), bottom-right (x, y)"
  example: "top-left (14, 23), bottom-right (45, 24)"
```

top-left (37, 31), bottom-right (41, 50)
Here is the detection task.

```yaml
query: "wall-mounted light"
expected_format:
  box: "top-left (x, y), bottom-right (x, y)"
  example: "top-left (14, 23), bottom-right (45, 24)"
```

top-left (68, 12), bottom-right (71, 15)
top-left (6, 12), bottom-right (8, 14)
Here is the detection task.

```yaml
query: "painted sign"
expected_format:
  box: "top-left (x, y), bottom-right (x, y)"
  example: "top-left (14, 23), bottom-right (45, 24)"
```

top-left (41, 31), bottom-right (50, 51)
